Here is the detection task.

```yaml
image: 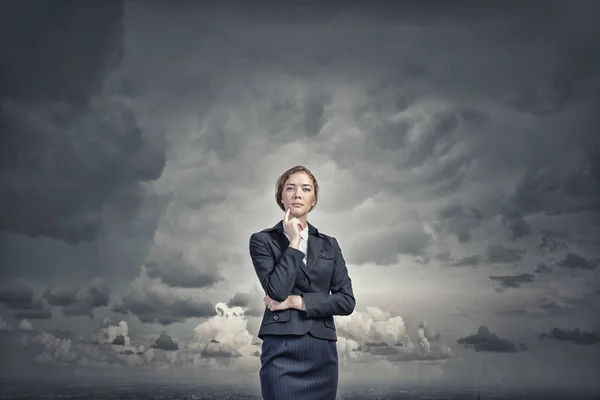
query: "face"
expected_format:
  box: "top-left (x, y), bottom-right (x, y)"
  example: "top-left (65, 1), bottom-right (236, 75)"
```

top-left (281, 172), bottom-right (316, 217)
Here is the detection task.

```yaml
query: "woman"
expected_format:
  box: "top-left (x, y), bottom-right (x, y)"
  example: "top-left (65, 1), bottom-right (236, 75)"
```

top-left (248, 165), bottom-right (356, 400)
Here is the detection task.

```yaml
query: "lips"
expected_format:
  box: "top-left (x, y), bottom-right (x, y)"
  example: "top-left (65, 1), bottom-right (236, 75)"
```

top-left (292, 203), bottom-right (303, 207)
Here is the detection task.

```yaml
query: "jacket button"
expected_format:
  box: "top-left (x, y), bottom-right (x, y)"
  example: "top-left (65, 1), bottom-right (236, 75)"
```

top-left (320, 252), bottom-right (326, 258)
top-left (273, 315), bottom-right (279, 321)
top-left (304, 277), bottom-right (309, 283)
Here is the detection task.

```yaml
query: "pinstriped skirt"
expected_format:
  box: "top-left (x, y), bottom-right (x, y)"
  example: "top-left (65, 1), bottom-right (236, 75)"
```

top-left (259, 333), bottom-right (338, 400)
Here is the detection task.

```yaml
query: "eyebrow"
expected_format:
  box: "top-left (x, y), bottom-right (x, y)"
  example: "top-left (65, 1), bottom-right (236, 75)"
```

top-left (285, 183), bottom-right (313, 187)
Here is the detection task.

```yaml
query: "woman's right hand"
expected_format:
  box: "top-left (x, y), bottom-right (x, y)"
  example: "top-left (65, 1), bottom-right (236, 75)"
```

top-left (283, 208), bottom-right (303, 243)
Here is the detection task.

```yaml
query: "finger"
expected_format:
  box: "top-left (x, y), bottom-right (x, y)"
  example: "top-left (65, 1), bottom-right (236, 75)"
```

top-left (284, 208), bottom-right (290, 222)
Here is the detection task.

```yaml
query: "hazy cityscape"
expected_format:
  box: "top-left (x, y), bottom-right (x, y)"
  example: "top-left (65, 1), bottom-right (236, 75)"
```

top-left (1, 381), bottom-right (599, 400)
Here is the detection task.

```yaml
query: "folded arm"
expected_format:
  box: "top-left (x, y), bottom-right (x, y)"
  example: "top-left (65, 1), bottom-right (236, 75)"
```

top-left (301, 237), bottom-right (356, 318)
top-left (249, 233), bottom-right (305, 302)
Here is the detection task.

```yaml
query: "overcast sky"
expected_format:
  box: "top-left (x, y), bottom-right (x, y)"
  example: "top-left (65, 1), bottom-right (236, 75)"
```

top-left (1, 0), bottom-right (599, 392)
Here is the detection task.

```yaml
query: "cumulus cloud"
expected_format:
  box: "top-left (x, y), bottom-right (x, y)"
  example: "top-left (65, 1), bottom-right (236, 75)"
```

top-left (334, 307), bottom-right (453, 362)
top-left (19, 319), bottom-right (33, 332)
top-left (457, 326), bottom-right (528, 353)
top-left (186, 302), bottom-right (260, 368)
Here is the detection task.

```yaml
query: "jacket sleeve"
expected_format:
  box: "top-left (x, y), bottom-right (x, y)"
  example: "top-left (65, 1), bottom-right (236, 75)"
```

top-left (302, 237), bottom-right (356, 318)
top-left (249, 233), bottom-right (305, 302)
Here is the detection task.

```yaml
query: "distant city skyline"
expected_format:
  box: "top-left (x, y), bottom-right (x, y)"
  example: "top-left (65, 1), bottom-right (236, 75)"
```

top-left (0, 0), bottom-right (599, 393)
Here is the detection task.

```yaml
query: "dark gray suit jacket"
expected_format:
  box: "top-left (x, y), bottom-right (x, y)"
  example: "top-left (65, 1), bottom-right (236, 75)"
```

top-left (249, 220), bottom-right (355, 341)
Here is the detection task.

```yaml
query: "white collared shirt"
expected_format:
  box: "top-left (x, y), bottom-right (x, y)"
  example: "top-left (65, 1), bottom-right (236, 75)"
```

top-left (283, 221), bottom-right (309, 265)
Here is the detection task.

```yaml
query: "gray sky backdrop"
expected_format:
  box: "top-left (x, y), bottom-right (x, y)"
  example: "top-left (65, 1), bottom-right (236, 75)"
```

top-left (1, 0), bottom-right (599, 392)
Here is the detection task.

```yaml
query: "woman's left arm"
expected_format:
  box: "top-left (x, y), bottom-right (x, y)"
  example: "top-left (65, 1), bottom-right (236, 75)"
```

top-left (300, 237), bottom-right (356, 318)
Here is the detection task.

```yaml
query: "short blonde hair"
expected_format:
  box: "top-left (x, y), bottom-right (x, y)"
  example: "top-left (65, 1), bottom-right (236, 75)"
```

top-left (275, 165), bottom-right (319, 212)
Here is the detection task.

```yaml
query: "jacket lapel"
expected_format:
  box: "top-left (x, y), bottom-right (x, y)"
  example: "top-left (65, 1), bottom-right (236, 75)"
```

top-left (267, 220), bottom-right (326, 277)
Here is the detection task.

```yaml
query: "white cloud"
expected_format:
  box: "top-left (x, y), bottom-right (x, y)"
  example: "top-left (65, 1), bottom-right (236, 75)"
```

top-left (19, 319), bottom-right (33, 332)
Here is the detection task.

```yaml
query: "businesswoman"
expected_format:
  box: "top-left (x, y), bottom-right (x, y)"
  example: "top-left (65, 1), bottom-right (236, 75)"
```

top-left (248, 165), bottom-right (356, 400)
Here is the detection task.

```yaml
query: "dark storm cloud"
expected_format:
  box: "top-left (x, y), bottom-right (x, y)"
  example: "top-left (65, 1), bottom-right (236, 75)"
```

top-left (557, 253), bottom-right (599, 271)
top-left (486, 244), bottom-right (526, 265)
top-left (501, 210), bottom-right (531, 241)
top-left (13, 309), bottom-right (52, 320)
top-left (0, 283), bottom-right (36, 307)
top-left (0, 0), bottom-right (166, 245)
top-left (534, 262), bottom-right (553, 274)
top-left (144, 246), bottom-right (223, 289)
top-left (0, 282), bottom-right (51, 319)
top-left (151, 332), bottom-right (179, 351)
top-left (540, 328), bottom-right (600, 346)
top-left (62, 278), bottom-right (110, 318)
top-left (112, 335), bottom-right (125, 346)
top-left (43, 286), bottom-right (78, 307)
top-left (537, 230), bottom-right (569, 253)
top-left (457, 326), bottom-right (528, 353)
top-left (510, 152), bottom-right (600, 218)
top-left (42, 278), bottom-right (110, 318)
top-left (435, 204), bottom-right (484, 243)
top-left (113, 285), bottom-right (216, 325)
top-left (489, 273), bottom-right (535, 291)
top-left (227, 291), bottom-right (263, 317)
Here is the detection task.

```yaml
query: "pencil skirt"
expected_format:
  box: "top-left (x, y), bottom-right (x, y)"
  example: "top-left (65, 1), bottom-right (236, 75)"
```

top-left (259, 333), bottom-right (339, 400)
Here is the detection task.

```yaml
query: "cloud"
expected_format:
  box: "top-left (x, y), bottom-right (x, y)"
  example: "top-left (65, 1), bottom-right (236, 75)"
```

top-left (557, 253), bottom-right (599, 271)
top-left (227, 285), bottom-right (264, 317)
top-left (448, 255), bottom-right (481, 268)
top-left (485, 245), bottom-right (526, 265)
top-left (151, 332), bottom-right (179, 351)
top-left (0, 0), bottom-right (166, 245)
top-left (534, 262), bottom-right (552, 274)
top-left (489, 273), bottom-right (535, 291)
top-left (501, 210), bottom-right (531, 241)
top-left (0, 316), bottom-right (12, 332)
top-left (144, 243), bottom-right (222, 289)
top-left (0, 282), bottom-right (52, 319)
top-left (334, 307), bottom-right (454, 362)
top-left (113, 269), bottom-right (216, 325)
top-left (540, 328), bottom-right (600, 345)
top-left (537, 230), bottom-right (569, 253)
top-left (434, 204), bottom-right (484, 243)
top-left (510, 153), bottom-right (600, 218)
top-left (62, 277), bottom-right (110, 318)
top-left (19, 319), bottom-right (33, 332)
top-left (43, 286), bottom-right (78, 307)
top-left (184, 302), bottom-right (261, 371)
top-left (457, 326), bottom-right (528, 353)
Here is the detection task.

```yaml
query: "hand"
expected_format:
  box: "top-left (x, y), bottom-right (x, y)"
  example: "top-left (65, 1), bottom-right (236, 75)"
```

top-left (264, 295), bottom-right (304, 311)
top-left (283, 208), bottom-right (303, 243)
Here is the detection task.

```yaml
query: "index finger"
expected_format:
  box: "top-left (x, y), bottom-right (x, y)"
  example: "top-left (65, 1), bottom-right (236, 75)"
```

top-left (284, 207), bottom-right (290, 222)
